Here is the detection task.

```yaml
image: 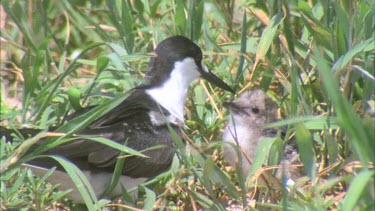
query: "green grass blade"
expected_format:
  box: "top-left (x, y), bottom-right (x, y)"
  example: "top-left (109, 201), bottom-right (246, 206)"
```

top-left (313, 46), bottom-right (373, 165)
top-left (248, 137), bottom-right (278, 180)
top-left (295, 123), bottom-right (316, 179)
top-left (42, 155), bottom-right (100, 210)
top-left (332, 38), bottom-right (374, 73)
top-left (298, 2), bottom-right (333, 49)
top-left (143, 187), bottom-right (156, 211)
top-left (33, 42), bottom-right (106, 123)
top-left (341, 170), bottom-right (375, 211)
top-left (253, 12), bottom-right (284, 71)
top-left (175, 0), bottom-right (187, 35)
top-left (235, 11), bottom-right (247, 84)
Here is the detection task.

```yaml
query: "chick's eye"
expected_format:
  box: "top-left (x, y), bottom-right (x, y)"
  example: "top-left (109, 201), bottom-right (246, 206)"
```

top-left (251, 107), bottom-right (260, 114)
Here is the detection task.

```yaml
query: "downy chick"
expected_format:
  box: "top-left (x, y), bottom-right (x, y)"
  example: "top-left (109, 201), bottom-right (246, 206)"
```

top-left (223, 89), bottom-right (303, 183)
top-left (223, 89), bottom-right (280, 178)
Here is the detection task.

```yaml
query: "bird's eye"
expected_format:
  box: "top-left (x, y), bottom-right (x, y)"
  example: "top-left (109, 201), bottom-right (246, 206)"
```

top-left (251, 107), bottom-right (260, 114)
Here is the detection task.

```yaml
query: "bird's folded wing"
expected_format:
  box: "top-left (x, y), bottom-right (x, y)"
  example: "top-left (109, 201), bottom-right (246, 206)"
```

top-left (31, 89), bottom-right (178, 178)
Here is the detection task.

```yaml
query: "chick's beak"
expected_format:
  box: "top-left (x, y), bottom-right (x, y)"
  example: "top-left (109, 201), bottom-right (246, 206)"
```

top-left (223, 101), bottom-right (250, 117)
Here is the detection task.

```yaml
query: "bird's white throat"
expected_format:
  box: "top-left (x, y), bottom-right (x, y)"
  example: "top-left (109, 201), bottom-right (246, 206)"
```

top-left (146, 57), bottom-right (202, 122)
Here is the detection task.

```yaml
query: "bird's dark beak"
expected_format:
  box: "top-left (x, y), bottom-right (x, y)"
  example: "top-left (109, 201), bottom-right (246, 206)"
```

top-left (222, 101), bottom-right (233, 109)
top-left (223, 101), bottom-right (238, 111)
top-left (197, 62), bottom-right (235, 93)
top-left (223, 101), bottom-right (250, 116)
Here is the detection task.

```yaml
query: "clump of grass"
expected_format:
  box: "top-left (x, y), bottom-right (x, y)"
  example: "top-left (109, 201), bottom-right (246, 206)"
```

top-left (1, 0), bottom-right (374, 210)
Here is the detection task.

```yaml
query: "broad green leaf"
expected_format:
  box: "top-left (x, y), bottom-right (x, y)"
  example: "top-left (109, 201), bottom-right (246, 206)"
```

top-left (108, 43), bottom-right (128, 57)
top-left (166, 122), bottom-right (238, 200)
top-left (33, 42), bottom-right (105, 123)
top-left (313, 46), bottom-right (373, 166)
top-left (298, 1), bottom-right (332, 49)
top-left (248, 137), bottom-right (277, 179)
top-left (334, 2), bottom-right (350, 57)
top-left (8, 169), bottom-right (27, 196)
top-left (121, 0), bottom-right (135, 53)
top-left (324, 130), bottom-right (338, 165)
top-left (265, 116), bottom-right (340, 130)
top-left (3, 2), bottom-right (36, 51)
top-left (220, 37), bottom-right (259, 53)
top-left (107, 52), bottom-right (127, 71)
top-left (175, 0), bottom-right (187, 35)
top-left (38, 166), bottom-right (57, 184)
top-left (97, 56), bottom-right (110, 73)
top-left (295, 123), bottom-right (316, 179)
top-left (342, 170), bottom-right (375, 211)
top-left (39, 106), bottom-right (57, 128)
top-left (30, 93), bottom-right (130, 156)
top-left (68, 87), bottom-right (82, 111)
top-left (149, 0), bottom-right (162, 17)
top-left (253, 12), bottom-right (284, 71)
top-left (1, 131), bottom-right (49, 174)
top-left (133, 0), bottom-right (144, 15)
top-left (235, 11), bottom-right (247, 84)
top-left (192, 0), bottom-right (204, 41)
top-left (188, 189), bottom-right (216, 209)
top-left (221, 141), bottom-right (246, 200)
top-left (42, 155), bottom-right (101, 210)
top-left (332, 38), bottom-right (374, 73)
top-left (353, 65), bottom-right (375, 81)
top-left (202, 156), bottom-right (239, 199)
top-left (268, 137), bottom-right (283, 167)
top-left (143, 187), bottom-right (156, 211)
top-left (120, 184), bottom-right (135, 205)
top-left (194, 85), bottom-right (205, 119)
top-left (81, 137), bottom-right (146, 157)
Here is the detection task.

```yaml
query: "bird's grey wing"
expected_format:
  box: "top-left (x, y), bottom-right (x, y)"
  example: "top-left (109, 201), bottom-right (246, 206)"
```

top-left (34, 89), bottom-right (178, 178)
top-left (279, 140), bottom-right (304, 181)
top-left (88, 89), bottom-right (168, 128)
top-left (262, 127), bottom-right (279, 137)
top-left (82, 124), bottom-right (179, 178)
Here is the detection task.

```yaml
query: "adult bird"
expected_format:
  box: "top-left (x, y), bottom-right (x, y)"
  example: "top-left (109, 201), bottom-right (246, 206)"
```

top-left (1, 36), bottom-right (234, 203)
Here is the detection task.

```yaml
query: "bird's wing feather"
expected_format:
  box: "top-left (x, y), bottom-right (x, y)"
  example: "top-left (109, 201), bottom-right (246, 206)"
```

top-left (33, 89), bottom-right (179, 178)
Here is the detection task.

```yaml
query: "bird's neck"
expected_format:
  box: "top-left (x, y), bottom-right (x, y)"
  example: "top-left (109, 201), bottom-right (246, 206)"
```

top-left (145, 58), bottom-right (200, 122)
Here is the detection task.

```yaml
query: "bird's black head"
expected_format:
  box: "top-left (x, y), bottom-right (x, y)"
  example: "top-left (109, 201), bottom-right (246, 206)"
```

top-left (143, 36), bottom-right (234, 93)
